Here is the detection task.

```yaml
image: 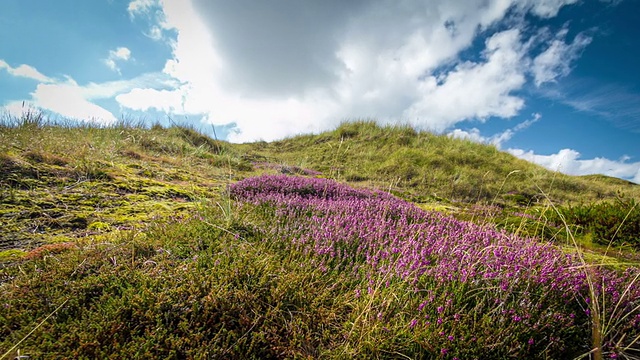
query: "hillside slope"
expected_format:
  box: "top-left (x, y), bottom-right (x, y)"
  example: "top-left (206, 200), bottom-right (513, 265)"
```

top-left (2, 117), bottom-right (640, 359)
top-left (238, 120), bottom-right (639, 205)
top-left (0, 119), bottom-right (252, 254)
top-left (1, 118), bottom-right (638, 256)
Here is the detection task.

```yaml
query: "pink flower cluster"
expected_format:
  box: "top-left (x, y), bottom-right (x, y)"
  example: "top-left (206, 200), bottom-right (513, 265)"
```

top-left (231, 175), bottom-right (582, 288)
top-left (230, 175), bottom-right (640, 353)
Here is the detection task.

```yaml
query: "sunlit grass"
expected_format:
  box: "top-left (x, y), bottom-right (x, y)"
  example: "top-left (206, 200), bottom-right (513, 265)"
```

top-left (1, 113), bottom-right (639, 358)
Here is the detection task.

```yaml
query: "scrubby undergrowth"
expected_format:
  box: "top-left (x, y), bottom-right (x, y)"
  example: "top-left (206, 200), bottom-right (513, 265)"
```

top-left (1, 116), bottom-right (639, 358)
top-left (0, 115), bottom-right (251, 258)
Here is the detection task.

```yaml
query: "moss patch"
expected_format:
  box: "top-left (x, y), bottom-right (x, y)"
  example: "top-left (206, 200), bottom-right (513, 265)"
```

top-left (0, 123), bottom-right (247, 255)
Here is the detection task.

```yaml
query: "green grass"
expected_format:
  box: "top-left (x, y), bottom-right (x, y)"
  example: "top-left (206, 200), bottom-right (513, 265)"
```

top-left (1, 114), bottom-right (639, 358)
top-left (237, 120), bottom-right (639, 205)
top-left (0, 115), bottom-right (254, 254)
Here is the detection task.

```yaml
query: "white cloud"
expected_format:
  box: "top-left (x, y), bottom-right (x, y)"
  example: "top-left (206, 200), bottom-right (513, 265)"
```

top-left (508, 148), bottom-right (640, 183)
top-left (0, 59), bottom-right (52, 82)
top-left (402, 29), bottom-right (528, 131)
top-left (32, 79), bottom-right (116, 124)
top-left (128, 0), bottom-right (171, 41)
top-left (531, 30), bottom-right (592, 86)
top-left (114, 0), bottom-right (591, 142)
top-left (116, 87), bottom-right (184, 113)
top-left (146, 26), bottom-right (163, 41)
top-left (519, 0), bottom-right (579, 18)
top-left (29, 75), bottom-right (171, 124)
top-left (1, 59), bottom-right (174, 124)
top-left (113, 47), bottom-right (131, 61)
top-left (127, 0), bottom-right (156, 18)
top-left (2, 101), bottom-right (29, 118)
top-left (0, 60), bottom-right (122, 123)
top-left (448, 128), bottom-right (488, 143)
top-left (104, 47), bottom-right (132, 73)
top-left (448, 113), bottom-right (540, 148)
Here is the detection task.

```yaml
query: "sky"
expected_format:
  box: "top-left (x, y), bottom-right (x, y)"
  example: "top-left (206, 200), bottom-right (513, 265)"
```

top-left (1, 0), bottom-right (640, 183)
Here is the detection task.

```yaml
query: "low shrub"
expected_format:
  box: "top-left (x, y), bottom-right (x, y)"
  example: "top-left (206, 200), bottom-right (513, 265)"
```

top-left (548, 198), bottom-right (640, 248)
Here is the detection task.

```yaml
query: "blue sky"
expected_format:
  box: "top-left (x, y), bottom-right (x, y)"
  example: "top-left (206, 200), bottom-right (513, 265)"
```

top-left (1, 0), bottom-right (639, 182)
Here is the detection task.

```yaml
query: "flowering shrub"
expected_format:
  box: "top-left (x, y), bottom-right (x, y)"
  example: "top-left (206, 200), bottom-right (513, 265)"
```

top-left (230, 175), bottom-right (640, 358)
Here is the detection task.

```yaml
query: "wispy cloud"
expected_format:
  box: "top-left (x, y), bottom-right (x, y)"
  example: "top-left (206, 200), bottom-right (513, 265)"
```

top-left (127, 0), bottom-right (170, 41)
top-left (448, 113), bottom-right (541, 148)
top-left (541, 80), bottom-right (640, 132)
top-left (0, 59), bottom-right (52, 83)
top-left (531, 29), bottom-right (592, 86)
top-left (127, 0), bottom-right (156, 18)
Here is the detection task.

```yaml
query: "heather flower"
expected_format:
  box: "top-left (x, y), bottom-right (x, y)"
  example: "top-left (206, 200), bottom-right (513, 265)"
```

top-left (231, 175), bottom-right (640, 356)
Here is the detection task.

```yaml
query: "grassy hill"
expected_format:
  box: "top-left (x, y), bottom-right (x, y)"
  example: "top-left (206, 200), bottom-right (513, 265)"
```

top-left (238, 120), bottom-right (639, 205)
top-left (1, 115), bottom-right (639, 359)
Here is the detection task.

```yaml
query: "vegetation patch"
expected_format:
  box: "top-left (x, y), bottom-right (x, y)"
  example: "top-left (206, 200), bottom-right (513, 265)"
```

top-left (546, 197), bottom-right (640, 249)
top-left (227, 175), bottom-right (640, 358)
top-left (1, 116), bottom-right (639, 358)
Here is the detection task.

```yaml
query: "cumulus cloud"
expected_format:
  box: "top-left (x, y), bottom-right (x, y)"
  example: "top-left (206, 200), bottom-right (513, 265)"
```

top-left (0, 59), bottom-right (52, 83)
top-left (104, 47), bottom-right (132, 73)
top-left (508, 148), bottom-right (640, 183)
top-left (191, 1), bottom-right (368, 97)
top-left (444, 96), bottom-right (637, 182)
top-left (2, 101), bottom-right (29, 118)
top-left (0, 60), bottom-right (118, 123)
top-left (1, 56), bottom-right (173, 124)
top-left (114, 0), bottom-right (592, 142)
top-left (116, 88), bottom-right (184, 114)
top-left (402, 29), bottom-right (528, 131)
top-left (31, 79), bottom-right (118, 124)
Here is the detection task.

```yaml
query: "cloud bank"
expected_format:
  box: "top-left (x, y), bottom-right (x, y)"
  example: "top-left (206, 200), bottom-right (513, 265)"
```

top-left (448, 114), bottom-right (640, 183)
top-left (508, 148), bottom-right (640, 183)
top-left (115, 0), bottom-right (588, 142)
